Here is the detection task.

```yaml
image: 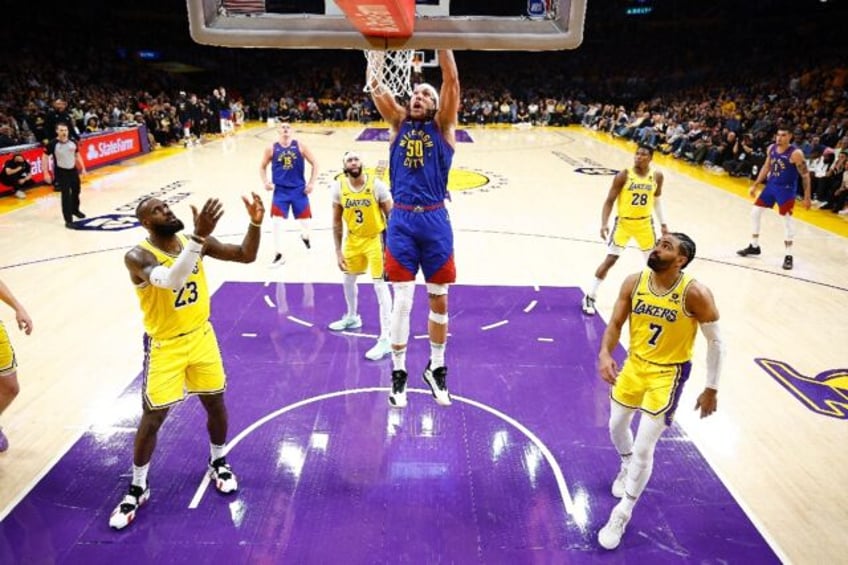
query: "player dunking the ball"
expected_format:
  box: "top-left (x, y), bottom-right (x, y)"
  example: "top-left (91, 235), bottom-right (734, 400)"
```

top-left (367, 50), bottom-right (460, 408)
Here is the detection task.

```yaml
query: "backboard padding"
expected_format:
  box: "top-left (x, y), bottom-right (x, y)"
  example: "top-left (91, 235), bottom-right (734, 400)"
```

top-left (188, 0), bottom-right (586, 51)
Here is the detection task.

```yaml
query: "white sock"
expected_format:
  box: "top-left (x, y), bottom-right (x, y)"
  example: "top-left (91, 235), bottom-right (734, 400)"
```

top-left (587, 276), bottom-right (603, 298)
top-left (272, 216), bottom-right (286, 255)
top-left (750, 206), bottom-right (764, 245)
top-left (430, 341), bottom-right (446, 369)
top-left (392, 346), bottom-right (407, 372)
top-left (299, 218), bottom-right (311, 241)
top-left (210, 442), bottom-right (226, 462)
top-left (343, 273), bottom-right (358, 317)
top-left (132, 463), bottom-right (150, 488)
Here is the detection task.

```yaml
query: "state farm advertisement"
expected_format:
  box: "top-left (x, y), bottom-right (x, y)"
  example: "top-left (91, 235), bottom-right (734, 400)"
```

top-left (79, 128), bottom-right (143, 168)
top-left (0, 128), bottom-right (144, 192)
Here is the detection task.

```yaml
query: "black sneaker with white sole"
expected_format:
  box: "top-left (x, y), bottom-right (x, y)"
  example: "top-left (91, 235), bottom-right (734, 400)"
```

top-left (389, 370), bottom-right (408, 408)
top-left (737, 244), bottom-right (761, 257)
top-left (109, 482), bottom-right (150, 530)
top-left (782, 255), bottom-right (793, 270)
top-left (423, 362), bottom-right (451, 406)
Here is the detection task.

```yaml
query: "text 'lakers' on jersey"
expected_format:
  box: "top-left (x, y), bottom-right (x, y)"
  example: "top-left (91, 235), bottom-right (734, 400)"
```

top-left (629, 269), bottom-right (697, 365)
top-left (135, 234), bottom-right (210, 340)
top-left (617, 167), bottom-right (657, 219)
top-left (340, 175), bottom-right (385, 238)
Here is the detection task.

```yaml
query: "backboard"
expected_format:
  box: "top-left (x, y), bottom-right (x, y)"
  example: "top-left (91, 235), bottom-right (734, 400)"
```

top-left (187, 0), bottom-right (586, 51)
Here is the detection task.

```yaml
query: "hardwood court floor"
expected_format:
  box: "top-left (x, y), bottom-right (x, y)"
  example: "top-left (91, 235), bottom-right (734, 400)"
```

top-left (0, 123), bottom-right (846, 563)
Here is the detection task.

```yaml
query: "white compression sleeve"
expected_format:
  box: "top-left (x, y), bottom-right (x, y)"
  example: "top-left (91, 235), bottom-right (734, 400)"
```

top-left (700, 321), bottom-right (725, 390)
top-left (343, 273), bottom-right (358, 317)
top-left (149, 239), bottom-right (203, 290)
top-left (391, 282), bottom-right (415, 346)
top-left (654, 197), bottom-right (666, 226)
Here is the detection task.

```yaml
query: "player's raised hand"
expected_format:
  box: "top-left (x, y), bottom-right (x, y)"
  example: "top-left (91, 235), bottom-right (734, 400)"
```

top-left (242, 192), bottom-right (265, 225)
top-left (191, 198), bottom-right (224, 238)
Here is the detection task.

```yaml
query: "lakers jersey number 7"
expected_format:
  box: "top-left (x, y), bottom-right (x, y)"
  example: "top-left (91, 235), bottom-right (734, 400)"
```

top-left (629, 269), bottom-right (697, 365)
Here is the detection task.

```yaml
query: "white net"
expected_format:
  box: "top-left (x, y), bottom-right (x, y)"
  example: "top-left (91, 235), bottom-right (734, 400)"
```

top-left (363, 49), bottom-right (415, 99)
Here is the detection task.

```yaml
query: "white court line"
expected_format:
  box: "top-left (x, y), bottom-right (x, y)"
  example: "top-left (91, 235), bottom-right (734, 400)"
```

top-left (241, 333), bottom-right (257, 338)
top-left (263, 295), bottom-right (275, 308)
top-left (533, 285), bottom-right (540, 292)
top-left (188, 387), bottom-right (575, 517)
top-left (537, 337), bottom-right (554, 343)
top-left (481, 320), bottom-right (509, 331)
top-left (523, 300), bottom-right (538, 313)
top-left (341, 331), bottom-right (378, 339)
top-left (287, 316), bottom-right (313, 327)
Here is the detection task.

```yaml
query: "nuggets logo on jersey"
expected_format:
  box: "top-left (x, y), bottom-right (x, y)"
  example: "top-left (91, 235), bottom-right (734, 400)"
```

top-left (398, 129), bottom-right (435, 169)
top-left (276, 147), bottom-right (299, 170)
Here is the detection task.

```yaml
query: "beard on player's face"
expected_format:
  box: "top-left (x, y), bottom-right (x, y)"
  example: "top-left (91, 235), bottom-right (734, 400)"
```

top-left (150, 218), bottom-right (185, 237)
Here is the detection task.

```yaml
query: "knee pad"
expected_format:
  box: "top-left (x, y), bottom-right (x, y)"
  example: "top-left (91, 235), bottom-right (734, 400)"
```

top-left (429, 310), bottom-right (448, 325)
top-left (426, 283), bottom-right (449, 296)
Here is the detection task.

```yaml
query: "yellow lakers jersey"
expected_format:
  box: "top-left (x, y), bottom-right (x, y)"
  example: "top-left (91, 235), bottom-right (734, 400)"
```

top-left (135, 234), bottom-right (210, 339)
top-left (340, 175), bottom-right (386, 238)
top-left (617, 167), bottom-right (657, 219)
top-left (629, 269), bottom-right (697, 365)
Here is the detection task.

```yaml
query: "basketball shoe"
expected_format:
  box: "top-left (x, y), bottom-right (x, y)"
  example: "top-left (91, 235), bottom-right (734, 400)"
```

top-left (598, 501), bottom-right (632, 550)
top-left (270, 253), bottom-right (286, 268)
top-left (782, 255), bottom-right (793, 270)
top-left (389, 370), bottom-right (408, 408)
top-left (328, 314), bottom-right (362, 331)
top-left (109, 483), bottom-right (150, 530)
top-left (209, 457), bottom-right (238, 494)
top-left (423, 362), bottom-right (451, 406)
top-left (365, 338), bottom-right (391, 361)
top-left (736, 244), bottom-right (761, 257)
top-left (581, 294), bottom-right (597, 316)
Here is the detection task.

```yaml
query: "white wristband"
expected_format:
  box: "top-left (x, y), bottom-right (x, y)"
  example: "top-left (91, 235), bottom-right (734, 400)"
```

top-left (700, 321), bottom-right (724, 390)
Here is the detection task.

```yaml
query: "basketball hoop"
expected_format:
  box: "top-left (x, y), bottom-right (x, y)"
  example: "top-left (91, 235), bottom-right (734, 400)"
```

top-left (363, 49), bottom-right (415, 99)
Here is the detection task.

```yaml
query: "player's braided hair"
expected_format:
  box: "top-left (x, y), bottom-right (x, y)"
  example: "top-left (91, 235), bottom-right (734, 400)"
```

top-left (671, 232), bottom-right (696, 269)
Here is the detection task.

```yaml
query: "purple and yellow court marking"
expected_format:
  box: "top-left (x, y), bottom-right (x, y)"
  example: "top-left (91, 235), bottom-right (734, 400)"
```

top-left (0, 283), bottom-right (778, 563)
